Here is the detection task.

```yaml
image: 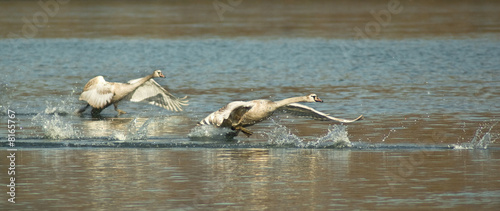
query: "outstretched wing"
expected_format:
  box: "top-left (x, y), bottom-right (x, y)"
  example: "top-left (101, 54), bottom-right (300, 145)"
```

top-left (198, 101), bottom-right (254, 127)
top-left (79, 76), bottom-right (114, 109)
top-left (125, 78), bottom-right (188, 112)
top-left (278, 103), bottom-right (364, 123)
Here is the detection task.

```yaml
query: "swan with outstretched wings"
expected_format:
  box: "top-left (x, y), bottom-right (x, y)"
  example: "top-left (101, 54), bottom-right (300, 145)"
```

top-left (198, 94), bottom-right (363, 136)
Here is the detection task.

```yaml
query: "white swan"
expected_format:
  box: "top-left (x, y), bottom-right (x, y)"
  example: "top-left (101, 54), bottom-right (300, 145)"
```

top-left (198, 94), bottom-right (363, 136)
top-left (77, 70), bottom-right (188, 116)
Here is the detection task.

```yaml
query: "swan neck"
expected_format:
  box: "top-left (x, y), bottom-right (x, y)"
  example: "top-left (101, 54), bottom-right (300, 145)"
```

top-left (275, 96), bottom-right (307, 107)
top-left (131, 74), bottom-right (154, 88)
top-left (119, 74), bottom-right (153, 95)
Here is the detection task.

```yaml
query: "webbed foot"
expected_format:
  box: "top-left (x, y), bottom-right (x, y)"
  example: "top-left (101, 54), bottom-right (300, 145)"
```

top-left (116, 109), bottom-right (127, 115)
top-left (114, 104), bottom-right (126, 115)
top-left (233, 126), bottom-right (253, 137)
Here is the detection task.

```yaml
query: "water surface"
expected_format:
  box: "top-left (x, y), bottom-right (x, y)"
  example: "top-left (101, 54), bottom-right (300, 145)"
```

top-left (1, 0), bottom-right (500, 210)
top-left (1, 148), bottom-right (499, 210)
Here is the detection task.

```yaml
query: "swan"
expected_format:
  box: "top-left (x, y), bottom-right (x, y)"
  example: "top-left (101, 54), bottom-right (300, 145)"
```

top-left (77, 70), bottom-right (188, 116)
top-left (198, 94), bottom-right (363, 136)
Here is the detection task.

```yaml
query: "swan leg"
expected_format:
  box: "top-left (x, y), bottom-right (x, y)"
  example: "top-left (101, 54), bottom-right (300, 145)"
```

top-left (91, 107), bottom-right (104, 118)
top-left (114, 104), bottom-right (126, 115)
top-left (233, 126), bottom-right (253, 137)
top-left (76, 104), bottom-right (90, 114)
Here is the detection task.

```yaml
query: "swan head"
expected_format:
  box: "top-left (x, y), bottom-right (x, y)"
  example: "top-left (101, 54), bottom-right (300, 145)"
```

top-left (307, 94), bottom-right (323, 103)
top-left (153, 70), bottom-right (165, 78)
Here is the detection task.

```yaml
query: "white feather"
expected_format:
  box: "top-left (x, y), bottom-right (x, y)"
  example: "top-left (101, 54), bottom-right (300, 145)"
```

top-left (280, 103), bottom-right (364, 123)
top-left (79, 76), bottom-right (114, 109)
top-left (78, 70), bottom-right (188, 115)
top-left (124, 78), bottom-right (188, 112)
top-left (199, 101), bottom-right (254, 126)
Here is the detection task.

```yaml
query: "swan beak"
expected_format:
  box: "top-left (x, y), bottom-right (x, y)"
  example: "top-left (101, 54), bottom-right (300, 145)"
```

top-left (315, 97), bottom-right (323, 102)
top-left (159, 73), bottom-right (165, 78)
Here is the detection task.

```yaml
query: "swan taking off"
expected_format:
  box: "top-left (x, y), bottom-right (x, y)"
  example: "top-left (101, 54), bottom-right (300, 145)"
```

top-left (198, 94), bottom-right (363, 136)
top-left (77, 70), bottom-right (188, 116)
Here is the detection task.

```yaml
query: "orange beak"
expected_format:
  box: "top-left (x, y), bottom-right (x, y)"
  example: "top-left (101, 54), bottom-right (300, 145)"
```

top-left (315, 96), bottom-right (323, 102)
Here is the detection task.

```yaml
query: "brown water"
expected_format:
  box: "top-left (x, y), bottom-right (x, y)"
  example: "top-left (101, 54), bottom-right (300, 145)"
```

top-left (2, 0), bottom-right (500, 39)
top-left (1, 0), bottom-right (500, 210)
top-left (1, 148), bottom-right (499, 210)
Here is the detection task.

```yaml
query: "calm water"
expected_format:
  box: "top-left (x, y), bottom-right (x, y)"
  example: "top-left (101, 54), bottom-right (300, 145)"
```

top-left (1, 1), bottom-right (500, 210)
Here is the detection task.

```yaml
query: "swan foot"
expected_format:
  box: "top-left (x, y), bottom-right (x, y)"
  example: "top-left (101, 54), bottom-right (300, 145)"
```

top-left (233, 126), bottom-right (253, 137)
top-left (114, 104), bottom-right (126, 115)
top-left (116, 109), bottom-right (127, 115)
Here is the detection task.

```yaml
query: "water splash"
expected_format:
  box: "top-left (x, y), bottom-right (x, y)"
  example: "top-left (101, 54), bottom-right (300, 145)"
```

top-left (44, 88), bottom-right (80, 116)
top-left (450, 123), bottom-right (498, 149)
top-left (32, 113), bottom-right (80, 140)
top-left (0, 105), bottom-right (6, 116)
top-left (265, 122), bottom-right (352, 148)
top-left (110, 118), bottom-right (154, 141)
top-left (188, 125), bottom-right (237, 141)
top-left (310, 125), bottom-right (352, 148)
top-left (265, 123), bottom-right (303, 147)
top-left (0, 83), bottom-right (10, 113)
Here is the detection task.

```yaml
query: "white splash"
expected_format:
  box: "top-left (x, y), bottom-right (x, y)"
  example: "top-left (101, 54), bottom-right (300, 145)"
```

top-left (188, 125), bottom-right (236, 140)
top-left (265, 123), bottom-right (304, 147)
top-left (110, 118), bottom-right (154, 141)
top-left (310, 124), bottom-right (352, 148)
top-left (44, 88), bottom-right (80, 115)
top-left (450, 123), bottom-right (498, 149)
top-left (266, 122), bottom-right (352, 148)
top-left (32, 113), bottom-right (80, 140)
top-left (111, 132), bottom-right (128, 141)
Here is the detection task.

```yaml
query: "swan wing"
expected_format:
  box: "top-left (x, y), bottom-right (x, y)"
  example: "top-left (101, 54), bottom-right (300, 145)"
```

top-left (279, 103), bottom-right (364, 123)
top-left (124, 78), bottom-right (188, 112)
top-left (79, 76), bottom-right (114, 109)
top-left (199, 101), bottom-right (254, 127)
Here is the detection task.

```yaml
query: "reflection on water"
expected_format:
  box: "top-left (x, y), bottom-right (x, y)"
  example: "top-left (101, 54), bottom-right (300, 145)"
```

top-left (3, 148), bottom-right (499, 210)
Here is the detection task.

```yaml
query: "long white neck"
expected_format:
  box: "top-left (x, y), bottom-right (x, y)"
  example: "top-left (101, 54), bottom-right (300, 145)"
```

top-left (115, 74), bottom-right (154, 99)
top-left (130, 74), bottom-right (154, 90)
top-left (274, 96), bottom-right (309, 108)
